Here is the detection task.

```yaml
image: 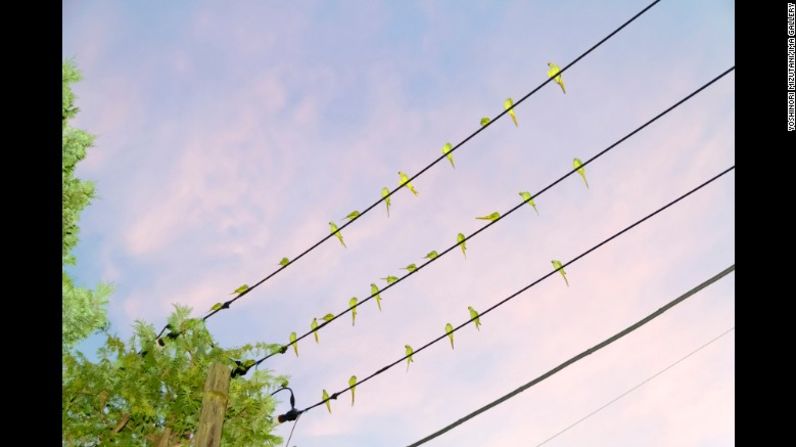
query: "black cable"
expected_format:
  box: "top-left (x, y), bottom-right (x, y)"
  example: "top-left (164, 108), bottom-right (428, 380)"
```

top-left (152, 0), bottom-right (662, 342)
top-left (405, 265), bottom-right (735, 446)
top-left (244, 65), bottom-right (734, 369)
top-left (284, 413), bottom-right (300, 447)
top-left (297, 167), bottom-right (735, 415)
top-left (533, 326), bottom-right (734, 447)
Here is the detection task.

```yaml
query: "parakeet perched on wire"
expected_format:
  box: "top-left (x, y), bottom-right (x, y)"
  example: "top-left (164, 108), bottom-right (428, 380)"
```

top-left (424, 250), bottom-right (439, 260)
top-left (398, 171), bottom-right (419, 196)
top-left (344, 210), bottom-right (361, 222)
top-left (278, 257), bottom-right (289, 267)
top-left (349, 375), bottom-right (357, 406)
top-left (551, 259), bottom-right (569, 287)
top-left (232, 284), bottom-right (249, 295)
top-left (547, 62), bottom-right (566, 94)
top-left (457, 233), bottom-right (467, 259)
top-left (311, 318), bottom-right (320, 343)
top-left (445, 323), bottom-right (455, 349)
top-left (573, 158), bottom-right (589, 189)
top-left (382, 275), bottom-right (399, 285)
top-left (290, 332), bottom-right (298, 357)
top-left (210, 302), bottom-right (224, 312)
top-left (349, 297), bottom-right (358, 326)
top-left (402, 263), bottom-right (418, 273)
top-left (476, 212), bottom-right (501, 222)
top-left (468, 306), bottom-right (482, 330)
top-left (519, 191), bottom-right (539, 215)
top-left (381, 186), bottom-right (392, 217)
top-left (405, 344), bottom-right (415, 371)
top-left (329, 221), bottom-right (346, 248)
top-left (371, 283), bottom-right (383, 311)
top-left (442, 143), bottom-right (455, 169)
top-left (480, 117), bottom-right (491, 126)
top-left (504, 98), bottom-right (518, 127)
top-left (320, 313), bottom-right (334, 323)
top-left (322, 389), bottom-right (332, 414)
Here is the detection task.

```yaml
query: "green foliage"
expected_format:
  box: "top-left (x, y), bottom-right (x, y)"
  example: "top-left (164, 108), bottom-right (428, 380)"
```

top-left (63, 306), bottom-right (288, 446)
top-left (62, 60), bottom-right (110, 348)
top-left (62, 61), bottom-right (285, 446)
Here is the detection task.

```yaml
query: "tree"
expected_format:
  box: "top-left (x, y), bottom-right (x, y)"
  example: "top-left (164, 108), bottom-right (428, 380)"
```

top-left (62, 62), bottom-right (288, 445)
top-left (63, 306), bottom-right (287, 446)
top-left (62, 60), bottom-right (111, 348)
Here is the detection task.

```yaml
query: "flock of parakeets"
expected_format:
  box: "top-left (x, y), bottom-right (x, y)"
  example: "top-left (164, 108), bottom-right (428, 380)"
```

top-left (211, 63), bottom-right (586, 414)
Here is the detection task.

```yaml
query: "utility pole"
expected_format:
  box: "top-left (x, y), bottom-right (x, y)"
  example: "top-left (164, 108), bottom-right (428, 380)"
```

top-left (195, 363), bottom-right (231, 447)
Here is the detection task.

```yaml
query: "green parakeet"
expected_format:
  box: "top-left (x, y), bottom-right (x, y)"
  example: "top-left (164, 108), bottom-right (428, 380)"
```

top-left (402, 263), bottom-right (418, 273)
top-left (504, 98), bottom-right (518, 127)
top-left (551, 259), bottom-right (569, 287)
top-left (405, 344), bottom-right (415, 371)
top-left (349, 375), bottom-right (357, 406)
top-left (210, 302), bottom-right (223, 312)
top-left (457, 233), bottom-right (467, 259)
top-left (480, 117), bottom-right (491, 126)
top-left (476, 211), bottom-right (501, 221)
top-left (519, 191), bottom-right (539, 215)
top-left (320, 313), bottom-right (334, 323)
top-left (547, 62), bottom-right (566, 94)
top-left (232, 284), bottom-right (249, 295)
top-left (349, 297), bottom-right (358, 326)
top-left (381, 186), bottom-right (392, 217)
top-left (573, 158), bottom-right (589, 189)
top-left (322, 389), bottom-right (332, 414)
top-left (424, 250), bottom-right (439, 260)
top-left (329, 221), bottom-right (346, 248)
top-left (290, 332), bottom-right (298, 357)
top-left (468, 306), bottom-right (482, 330)
top-left (344, 210), bottom-right (361, 222)
top-left (445, 323), bottom-right (455, 349)
top-left (382, 275), bottom-right (399, 285)
top-left (278, 257), bottom-right (289, 267)
top-left (311, 318), bottom-right (319, 343)
top-left (371, 283), bottom-right (383, 311)
top-left (398, 171), bottom-right (419, 196)
top-left (442, 142), bottom-right (455, 168)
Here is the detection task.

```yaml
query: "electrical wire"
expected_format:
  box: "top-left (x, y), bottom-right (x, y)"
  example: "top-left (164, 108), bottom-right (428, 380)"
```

top-left (533, 326), bottom-right (734, 447)
top-left (405, 265), bottom-right (735, 446)
top-left (296, 167), bottom-right (734, 416)
top-left (245, 65), bottom-right (734, 369)
top-left (152, 0), bottom-right (663, 342)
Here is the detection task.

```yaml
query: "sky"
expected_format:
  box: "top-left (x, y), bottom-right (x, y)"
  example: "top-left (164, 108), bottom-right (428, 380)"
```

top-left (63, 0), bottom-right (734, 445)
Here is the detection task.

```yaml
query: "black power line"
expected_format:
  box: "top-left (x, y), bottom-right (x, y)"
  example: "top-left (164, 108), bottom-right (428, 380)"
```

top-left (153, 0), bottom-right (663, 342)
top-left (533, 327), bottom-right (734, 447)
top-left (243, 65), bottom-right (734, 370)
top-left (406, 265), bottom-right (735, 446)
top-left (296, 167), bottom-right (735, 416)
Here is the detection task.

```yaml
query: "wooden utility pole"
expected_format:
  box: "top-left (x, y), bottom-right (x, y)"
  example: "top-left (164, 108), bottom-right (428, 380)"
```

top-left (156, 427), bottom-right (172, 447)
top-left (194, 363), bottom-right (231, 447)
